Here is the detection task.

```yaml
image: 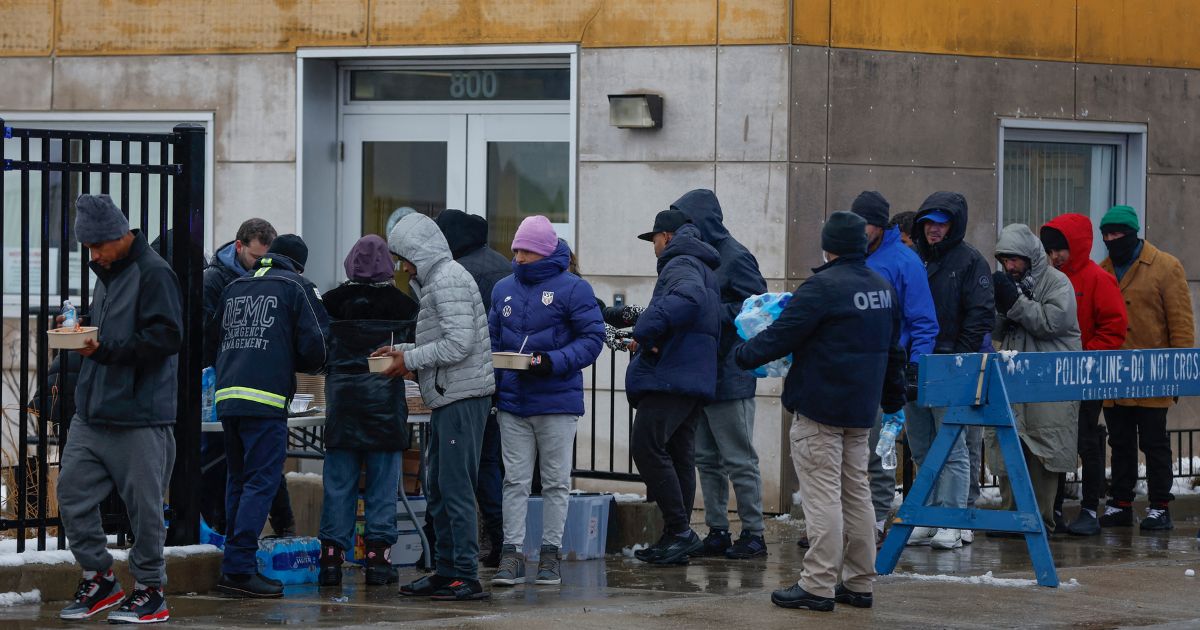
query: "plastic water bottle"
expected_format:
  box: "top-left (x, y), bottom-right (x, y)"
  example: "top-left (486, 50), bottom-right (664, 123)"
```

top-left (876, 419), bottom-right (903, 470)
top-left (60, 300), bottom-right (77, 329)
top-left (201, 367), bottom-right (216, 422)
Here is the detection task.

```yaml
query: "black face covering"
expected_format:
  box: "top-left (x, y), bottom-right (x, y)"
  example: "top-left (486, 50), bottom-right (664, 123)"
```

top-left (1105, 231), bottom-right (1140, 266)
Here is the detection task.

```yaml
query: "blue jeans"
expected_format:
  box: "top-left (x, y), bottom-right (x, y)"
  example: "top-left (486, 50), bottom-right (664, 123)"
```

top-left (903, 403), bottom-right (969, 510)
top-left (221, 416), bottom-right (286, 576)
top-left (318, 449), bottom-right (402, 551)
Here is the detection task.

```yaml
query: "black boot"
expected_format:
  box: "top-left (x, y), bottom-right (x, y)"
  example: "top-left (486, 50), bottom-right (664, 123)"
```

top-left (479, 523), bottom-right (503, 569)
top-left (318, 541), bottom-right (344, 587)
top-left (365, 541), bottom-right (399, 586)
top-left (217, 573), bottom-right (284, 599)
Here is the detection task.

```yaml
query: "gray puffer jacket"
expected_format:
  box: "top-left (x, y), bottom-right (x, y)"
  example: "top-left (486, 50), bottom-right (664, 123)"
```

top-left (987, 223), bottom-right (1081, 474)
top-left (388, 213), bottom-right (495, 408)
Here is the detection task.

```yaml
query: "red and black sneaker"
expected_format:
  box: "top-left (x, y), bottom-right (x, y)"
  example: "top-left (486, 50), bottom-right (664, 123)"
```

top-left (59, 572), bottom-right (125, 620)
top-left (429, 578), bottom-right (490, 601)
top-left (106, 586), bottom-right (169, 624)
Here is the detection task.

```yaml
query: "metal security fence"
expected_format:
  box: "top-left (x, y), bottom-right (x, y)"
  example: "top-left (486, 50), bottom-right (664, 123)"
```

top-left (0, 119), bottom-right (205, 551)
top-left (574, 346), bottom-right (640, 482)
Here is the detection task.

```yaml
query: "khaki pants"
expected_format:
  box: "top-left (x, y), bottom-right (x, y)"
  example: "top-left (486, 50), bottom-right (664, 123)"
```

top-left (790, 413), bottom-right (876, 598)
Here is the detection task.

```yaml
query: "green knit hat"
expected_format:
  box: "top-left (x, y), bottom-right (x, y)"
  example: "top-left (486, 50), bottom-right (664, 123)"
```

top-left (1099, 205), bottom-right (1140, 234)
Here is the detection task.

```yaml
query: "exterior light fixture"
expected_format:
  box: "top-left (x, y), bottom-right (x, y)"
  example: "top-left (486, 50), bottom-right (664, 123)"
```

top-left (607, 94), bottom-right (663, 129)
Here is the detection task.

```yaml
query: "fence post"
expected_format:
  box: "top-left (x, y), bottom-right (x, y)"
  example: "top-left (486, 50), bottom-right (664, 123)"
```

top-left (165, 124), bottom-right (205, 546)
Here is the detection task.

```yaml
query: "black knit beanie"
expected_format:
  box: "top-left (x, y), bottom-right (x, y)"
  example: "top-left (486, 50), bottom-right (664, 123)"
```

top-left (822, 211), bottom-right (868, 256)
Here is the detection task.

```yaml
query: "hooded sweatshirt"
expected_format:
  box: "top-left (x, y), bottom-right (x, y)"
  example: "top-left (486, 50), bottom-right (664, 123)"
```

top-left (989, 223), bottom-right (1081, 474)
top-left (866, 226), bottom-right (940, 362)
top-left (388, 213), bottom-right (495, 408)
top-left (671, 189), bottom-right (767, 401)
top-left (435, 209), bottom-right (511, 310)
top-left (1041, 214), bottom-right (1128, 351)
top-left (911, 192), bottom-right (995, 355)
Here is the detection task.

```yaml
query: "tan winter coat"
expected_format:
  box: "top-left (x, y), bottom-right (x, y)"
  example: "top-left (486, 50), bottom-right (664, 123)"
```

top-left (1101, 240), bottom-right (1196, 408)
top-left (988, 224), bottom-right (1082, 474)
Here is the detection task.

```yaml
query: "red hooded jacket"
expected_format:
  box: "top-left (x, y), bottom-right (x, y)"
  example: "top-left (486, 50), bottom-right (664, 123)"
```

top-left (1042, 213), bottom-right (1128, 350)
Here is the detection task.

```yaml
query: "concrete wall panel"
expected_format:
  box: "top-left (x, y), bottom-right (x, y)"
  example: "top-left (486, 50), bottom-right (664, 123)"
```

top-left (1146, 174), bottom-right (1200, 281)
top-left (0, 1), bottom-right (52, 56)
top-left (786, 163), bottom-right (826, 279)
top-left (577, 162), bottom-right (715, 277)
top-left (824, 165), bottom-right (999, 255)
top-left (579, 47), bottom-right (716, 163)
top-left (1079, 0), bottom-right (1200, 70)
top-left (0, 58), bottom-right (53, 110)
top-left (789, 45), bottom-right (829, 163)
top-left (52, 55), bottom-right (296, 163)
top-left (215, 162), bottom-right (296, 239)
top-left (718, 0), bottom-right (789, 45)
top-left (1076, 64), bottom-right (1200, 175)
top-left (827, 50), bottom-right (1074, 169)
top-left (715, 163), bottom-right (788, 279)
top-left (717, 46), bottom-right (789, 162)
top-left (56, 0), bottom-right (366, 55)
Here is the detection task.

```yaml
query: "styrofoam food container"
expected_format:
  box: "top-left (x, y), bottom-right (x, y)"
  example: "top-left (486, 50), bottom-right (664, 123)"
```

top-left (368, 355), bottom-right (393, 373)
top-left (47, 326), bottom-right (98, 350)
top-left (492, 352), bottom-right (532, 370)
top-left (289, 394), bottom-right (314, 415)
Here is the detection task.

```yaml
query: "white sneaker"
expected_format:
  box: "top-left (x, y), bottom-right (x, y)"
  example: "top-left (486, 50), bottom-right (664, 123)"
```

top-left (931, 528), bottom-right (963, 550)
top-left (906, 526), bottom-right (936, 546)
top-left (960, 529), bottom-right (974, 545)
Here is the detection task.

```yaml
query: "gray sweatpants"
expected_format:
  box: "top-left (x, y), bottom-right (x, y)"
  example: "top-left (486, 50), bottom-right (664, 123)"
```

top-left (498, 412), bottom-right (578, 551)
top-left (426, 396), bottom-right (489, 580)
top-left (695, 398), bottom-right (765, 535)
top-left (58, 421), bottom-right (176, 587)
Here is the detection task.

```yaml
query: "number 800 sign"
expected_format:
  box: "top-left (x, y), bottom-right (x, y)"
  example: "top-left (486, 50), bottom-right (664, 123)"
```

top-left (449, 71), bottom-right (499, 99)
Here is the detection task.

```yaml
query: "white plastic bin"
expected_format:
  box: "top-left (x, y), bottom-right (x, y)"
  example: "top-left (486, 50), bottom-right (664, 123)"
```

top-left (522, 493), bottom-right (613, 561)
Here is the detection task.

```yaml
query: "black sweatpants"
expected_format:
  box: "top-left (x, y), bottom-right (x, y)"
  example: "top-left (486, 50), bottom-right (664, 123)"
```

top-left (1106, 405), bottom-right (1174, 505)
top-left (1055, 400), bottom-right (1107, 513)
top-left (631, 393), bottom-right (704, 535)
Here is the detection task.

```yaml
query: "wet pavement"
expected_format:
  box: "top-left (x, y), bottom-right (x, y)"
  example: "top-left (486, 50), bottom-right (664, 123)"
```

top-left (7, 511), bottom-right (1200, 629)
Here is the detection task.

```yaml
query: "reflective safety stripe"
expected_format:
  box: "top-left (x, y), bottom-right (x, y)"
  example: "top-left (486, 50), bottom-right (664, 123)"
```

top-left (253, 267), bottom-right (270, 278)
top-left (215, 386), bottom-right (286, 409)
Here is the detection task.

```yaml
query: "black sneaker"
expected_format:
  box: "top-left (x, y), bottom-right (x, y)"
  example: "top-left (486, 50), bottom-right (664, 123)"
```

top-left (318, 541), bottom-right (344, 587)
top-left (725, 533), bottom-right (768, 559)
top-left (771, 583), bottom-right (834, 612)
top-left (430, 578), bottom-right (490, 601)
top-left (1140, 505), bottom-right (1173, 531)
top-left (400, 574), bottom-right (450, 597)
top-left (60, 572), bottom-right (124, 620)
top-left (834, 583), bottom-right (873, 609)
top-left (106, 586), bottom-right (169, 624)
top-left (1052, 510), bottom-right (1069, 535)
top-left (1067, 508), bottom-right (1101, 536)
top-left (697, 529), bottom-right (732, 556)
top-left (634, 534), bottom-right (673, 562)
top-left (1099, 502), bottom-right (1133, 527)
top-left (365, 541), bottom-right (399, 586)
top-left (216, 572), bottom-right (284, 599)
top-left (646, 530), bottom-right (703, 566)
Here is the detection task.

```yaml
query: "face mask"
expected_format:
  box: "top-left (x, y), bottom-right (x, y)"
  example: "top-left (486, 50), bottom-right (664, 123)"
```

top-left (1104, 232), bottom-right (1139, 266)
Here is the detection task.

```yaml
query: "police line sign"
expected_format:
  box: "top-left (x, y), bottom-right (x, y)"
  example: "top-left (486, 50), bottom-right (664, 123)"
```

top-left (918, 349), bottom-right (1200, 407)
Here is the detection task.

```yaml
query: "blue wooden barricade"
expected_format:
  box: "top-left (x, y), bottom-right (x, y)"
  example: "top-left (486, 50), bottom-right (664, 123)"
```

top-left (876, 348), bottom-right (1200, 588)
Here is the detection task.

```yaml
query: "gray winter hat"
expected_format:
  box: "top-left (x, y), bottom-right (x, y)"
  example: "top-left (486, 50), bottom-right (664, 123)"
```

top-left (75, 194), bottom-right (130, 244)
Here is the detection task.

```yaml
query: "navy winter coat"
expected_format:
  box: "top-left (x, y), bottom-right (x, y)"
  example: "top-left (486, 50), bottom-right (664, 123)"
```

top-left (489, 241), bottom-right (605, 417)
top-left (672, 189), bottom-right (767, 401)
top-left (735, 254), bottom-right (907, 428)
top-left (626, 224), bottom-right (721, 406)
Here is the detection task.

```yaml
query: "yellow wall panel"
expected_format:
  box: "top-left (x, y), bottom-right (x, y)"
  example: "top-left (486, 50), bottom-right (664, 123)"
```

top-left (719, 0), bottom-right (789, 44)
top-left (370, 0), bottom-right (716, 48)
top-left (1, 0), bottom-right (54, 56)
top-left (829, 0), bottom-right (1075, 61)
top-left (1079, 0), bottom-right (1200, 69)
top-left (793, 0), bottom-right (831, 46)
top-left (55, 0), bottom-right (367, 56)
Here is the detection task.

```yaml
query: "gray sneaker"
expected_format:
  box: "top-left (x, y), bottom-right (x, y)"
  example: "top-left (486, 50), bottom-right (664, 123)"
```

top-left (491, 545), bottom-right (525, 586)
top-left (534, 545), bottom-right (561, 585)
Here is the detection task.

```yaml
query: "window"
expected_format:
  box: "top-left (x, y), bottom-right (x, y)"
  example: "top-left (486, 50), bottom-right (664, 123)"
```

top-left (999, 120), bottom-right (1146, 262)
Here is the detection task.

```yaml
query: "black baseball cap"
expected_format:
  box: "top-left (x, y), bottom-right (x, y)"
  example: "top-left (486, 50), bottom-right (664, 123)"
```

top-left (637, 209), bottom-right (692, 241)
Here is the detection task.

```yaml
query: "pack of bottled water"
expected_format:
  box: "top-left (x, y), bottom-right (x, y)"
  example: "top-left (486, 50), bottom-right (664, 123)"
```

top-left (257, 536), bottom-right (321, 585)
top-left (735, 292), bottom-right (793, 378)
top-left (201, 367), bottom-right (217, 422)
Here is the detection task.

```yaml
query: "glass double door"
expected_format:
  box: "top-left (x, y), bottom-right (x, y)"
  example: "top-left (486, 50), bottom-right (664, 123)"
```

top-left (340, 113), bottom-right (569, 276)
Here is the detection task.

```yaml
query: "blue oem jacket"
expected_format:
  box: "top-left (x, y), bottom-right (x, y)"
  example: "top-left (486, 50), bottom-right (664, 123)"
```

top-left (866, 226), bottom-right (940, 362)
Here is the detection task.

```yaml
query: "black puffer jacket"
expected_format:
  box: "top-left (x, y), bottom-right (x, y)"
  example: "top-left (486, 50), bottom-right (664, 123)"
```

top-left (435, 209), bottom-right (511, 310)
top-left (910, 192), bottom-right (995, 355)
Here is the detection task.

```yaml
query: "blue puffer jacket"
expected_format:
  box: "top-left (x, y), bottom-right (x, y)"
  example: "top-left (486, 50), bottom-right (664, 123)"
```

top-left (489, 241), bottom-right (605, 417)
top-left (866, 226), bottom-right (939, 362)
top-left (672, 189), bottom-right (767, 401)
top-left (626, 224), bottom-right (721, 405)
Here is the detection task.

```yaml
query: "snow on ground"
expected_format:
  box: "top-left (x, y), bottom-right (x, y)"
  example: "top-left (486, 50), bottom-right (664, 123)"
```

top-left (620, 543), bottom-right (648, 558)
top-left (0, 538), bottom-right (218, 567)
top-left (610, 493), bottom-right (645, 503)
top-left (0, 589), bottom-right (40, 607)
top-left (285, 471), bottom-right (322, 480)
top-left (892, 571), bottom-right (1080, 589)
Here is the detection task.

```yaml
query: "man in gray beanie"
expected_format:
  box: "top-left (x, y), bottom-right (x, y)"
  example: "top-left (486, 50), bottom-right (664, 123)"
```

top-left (57, 194), bottom-right (182, 623)
top-left (736, 211), bottom-right (906, 613)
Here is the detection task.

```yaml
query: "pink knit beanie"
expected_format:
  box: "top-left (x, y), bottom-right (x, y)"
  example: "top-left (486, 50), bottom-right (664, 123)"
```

top-left (511, 215), bottom-right (558, 257)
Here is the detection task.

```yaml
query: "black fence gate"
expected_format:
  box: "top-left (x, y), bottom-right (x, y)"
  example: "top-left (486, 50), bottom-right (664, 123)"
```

top-left (0, 119), bottom-right (205, 551)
